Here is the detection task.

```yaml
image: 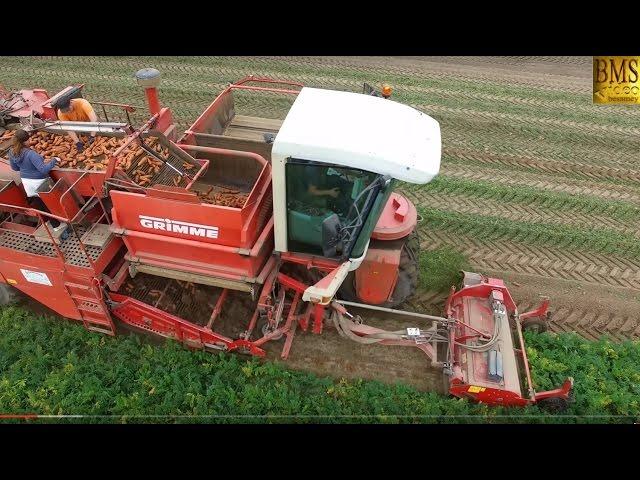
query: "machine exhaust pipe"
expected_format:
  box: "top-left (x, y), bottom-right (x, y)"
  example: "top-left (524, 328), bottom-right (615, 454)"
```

top-left (135, 68), bottom-right (162, 115)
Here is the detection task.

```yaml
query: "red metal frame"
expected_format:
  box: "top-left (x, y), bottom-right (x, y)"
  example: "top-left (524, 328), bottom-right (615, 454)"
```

top-left (206, 288), bottom-right (228, 330)
top-left (0, 196), bottom-right (123, 329)
top-left (1, 88), bottom-right (53, 120)
top-left (444, 274), bottom-right (573, 407)
top-left (109, 292), bottom-right (265, 356)
top-left (179, 75), bottom-right (303, 146)
top-left (107, 258), bottom-right (333, 361)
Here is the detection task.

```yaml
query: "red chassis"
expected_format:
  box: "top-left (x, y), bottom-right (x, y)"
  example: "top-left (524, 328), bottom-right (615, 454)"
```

top-left (444, 272), bottom-right (573, 407)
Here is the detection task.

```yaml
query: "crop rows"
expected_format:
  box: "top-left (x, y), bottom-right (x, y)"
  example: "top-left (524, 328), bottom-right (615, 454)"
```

top-left (418, 228), bottom-right (640, 291)
top-left (404, 176), bottom-right (639, 222)
top-left (440, 163), bottom-right (640, 205)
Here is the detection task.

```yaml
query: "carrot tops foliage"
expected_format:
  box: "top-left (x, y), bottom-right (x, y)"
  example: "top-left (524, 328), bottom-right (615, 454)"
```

top-left (0, 306), bottom-right (638, 423)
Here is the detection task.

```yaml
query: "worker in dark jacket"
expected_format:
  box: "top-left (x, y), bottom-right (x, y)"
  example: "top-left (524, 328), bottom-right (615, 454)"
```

top-left (9, 129), bottom-right (68, 236)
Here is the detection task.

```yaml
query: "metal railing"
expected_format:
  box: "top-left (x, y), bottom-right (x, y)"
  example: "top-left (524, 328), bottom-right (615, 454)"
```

top-left (0, 175), bottom-right (111, 270)
top-left (228, 75), bottom-right (304, 95)
top-left (57, 171), bottom-right (112, 270)
top-left (90, 100), bottom-right (144, 126)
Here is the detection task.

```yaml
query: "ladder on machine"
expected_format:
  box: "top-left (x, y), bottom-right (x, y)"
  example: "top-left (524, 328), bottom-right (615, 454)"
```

top-left (64, 281), bottom-right (116, 336)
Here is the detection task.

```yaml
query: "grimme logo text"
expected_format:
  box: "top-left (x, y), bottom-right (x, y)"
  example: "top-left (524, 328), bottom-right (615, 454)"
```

top-left (139, 215), bottom-right (219, 239)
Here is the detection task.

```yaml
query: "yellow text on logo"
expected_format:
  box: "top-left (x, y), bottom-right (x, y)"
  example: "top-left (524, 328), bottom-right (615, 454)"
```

top-left (467, 385), bottom-right (487, 393)
top-left (593, 57), bottom-right (640, 104)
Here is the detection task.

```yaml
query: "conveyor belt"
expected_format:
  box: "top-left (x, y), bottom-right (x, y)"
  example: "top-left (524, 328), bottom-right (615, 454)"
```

top-left (122, 149), bottom-right (188, 188)
top-left (119, 273), bottom-right (224, 326)
top-left (117, 134), bottom-right (202, 189)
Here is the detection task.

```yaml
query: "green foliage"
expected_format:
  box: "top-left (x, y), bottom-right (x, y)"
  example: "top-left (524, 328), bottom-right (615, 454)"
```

top-left (0, 306), bottom-right (638, 423)
top-left (418, 247), bottom-right (470, 293)
top-left (525, 332), bottom-right (640, 420)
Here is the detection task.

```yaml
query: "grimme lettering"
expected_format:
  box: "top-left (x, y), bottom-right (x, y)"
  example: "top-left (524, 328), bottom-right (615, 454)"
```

top-left (139, 215), bottom-right (219, 239)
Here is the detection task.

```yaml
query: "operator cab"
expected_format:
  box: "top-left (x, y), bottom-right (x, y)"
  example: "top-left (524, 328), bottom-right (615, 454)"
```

top-left (285, 160), bottom-right (381, 258)
top-left (272, 87), bottom-right (441, 263)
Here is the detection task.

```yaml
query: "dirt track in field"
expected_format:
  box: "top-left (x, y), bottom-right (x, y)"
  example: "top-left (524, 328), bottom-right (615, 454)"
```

top-left (1, 56), bottom-right (638, 391)
top-left (263, 324), bottom-right (445, 393)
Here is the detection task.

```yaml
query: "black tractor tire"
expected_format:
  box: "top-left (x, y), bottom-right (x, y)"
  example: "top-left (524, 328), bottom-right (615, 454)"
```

top-left (537, 396), bottom-right (570, 413)
top-left (338, 230), bottom-right (420, 308)
top-left (442, 371), bottom-right (452, 396)
top-left (0, 283), bottom-right (17, 306)
top-left (521, 317), bottom-right (549, 334)
top-left (257, 315), bottom-right (284, 341)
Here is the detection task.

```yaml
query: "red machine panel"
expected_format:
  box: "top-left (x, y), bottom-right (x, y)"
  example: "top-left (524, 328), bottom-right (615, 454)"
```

top-left (0, 180), bottom-right (29, 209)
top-left (2, 89), bottom-right (52, 119)
top-left (109, 143), bottom-right (274, 282)
top-left (111, 190), bottom-right (248, 248)
top-left (0, 252), bottom-right (81, 320)
top-left (355, 246), bottom-right (401, 305)
top-left (371, 193), bottom-right (418, 241)
top-left (38, 178), bottom-right (81, 220)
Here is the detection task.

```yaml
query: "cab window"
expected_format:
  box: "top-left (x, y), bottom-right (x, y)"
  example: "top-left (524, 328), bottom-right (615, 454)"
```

top-left (285, 160), bottom-right (377, 256)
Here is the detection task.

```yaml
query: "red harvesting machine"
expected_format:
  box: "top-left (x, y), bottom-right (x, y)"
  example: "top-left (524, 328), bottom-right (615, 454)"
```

top-left (0, 70), bottom-right (573, 410)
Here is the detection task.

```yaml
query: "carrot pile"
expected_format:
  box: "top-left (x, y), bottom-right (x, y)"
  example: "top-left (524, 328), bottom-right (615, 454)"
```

top-left (22, 131), bottom-right (197, 188)
top-left (197, 184), bottom-right (248, 208)
top-left (120, 138), bottom-right (163, 186)
top-left (1, 130), bottom-right (15, 142)
top-left (26, 131), bottom-right (119, 170)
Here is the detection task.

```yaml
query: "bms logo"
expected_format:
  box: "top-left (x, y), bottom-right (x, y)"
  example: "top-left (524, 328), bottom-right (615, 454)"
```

top-left (593, 57), bottom-right (640, 104)
top-left (139, 215), bottom-right (219, 239)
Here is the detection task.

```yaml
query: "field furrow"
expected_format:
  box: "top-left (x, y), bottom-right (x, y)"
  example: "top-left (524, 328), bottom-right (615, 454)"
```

top-left (405, 191), bottom-right (640, 238)
top-left (419, 229), bottom-right (640, 291)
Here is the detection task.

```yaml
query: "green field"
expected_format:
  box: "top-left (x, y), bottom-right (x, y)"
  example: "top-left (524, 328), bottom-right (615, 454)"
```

top-left (0, 56), bottom-right (639, 422)
top-left (0, 305), bottom-right (638, 422)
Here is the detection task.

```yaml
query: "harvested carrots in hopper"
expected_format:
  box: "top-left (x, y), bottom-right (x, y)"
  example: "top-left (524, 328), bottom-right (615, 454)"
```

top-left (197, 185), bottom-right (248, 208)
top-left (26, 131), bottom-right (121, 171)
top-left (22, 131), bottom-right (181, 188)
top-left (1, 130), bottom-right (15, 141)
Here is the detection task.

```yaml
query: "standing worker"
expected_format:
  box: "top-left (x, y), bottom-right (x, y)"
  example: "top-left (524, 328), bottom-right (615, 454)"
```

top-left (55, 96), bottom-right (98, 152)
top-left (8, 129), bottom-right (68, 238)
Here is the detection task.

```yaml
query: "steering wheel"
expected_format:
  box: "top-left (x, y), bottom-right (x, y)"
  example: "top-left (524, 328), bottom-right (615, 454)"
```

top-left (327, 167), bottom-right (353, 182)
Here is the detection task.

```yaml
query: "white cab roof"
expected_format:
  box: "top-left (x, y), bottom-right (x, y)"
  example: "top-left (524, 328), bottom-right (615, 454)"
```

top-left (272, 87), bottom-right (441, 184)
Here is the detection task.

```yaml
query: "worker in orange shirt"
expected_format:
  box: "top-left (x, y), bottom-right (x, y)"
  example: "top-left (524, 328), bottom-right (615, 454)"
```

top-left (56, 96), bottom-right (98, 152)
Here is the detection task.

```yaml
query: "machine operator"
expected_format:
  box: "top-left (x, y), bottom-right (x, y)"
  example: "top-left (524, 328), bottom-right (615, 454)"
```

top-left (56, 96), bottom-right (98, 153)
top-left (299, 164), bottom-right (352, 214)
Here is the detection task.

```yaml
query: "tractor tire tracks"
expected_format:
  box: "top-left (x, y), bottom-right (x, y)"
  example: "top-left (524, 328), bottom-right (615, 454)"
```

top-left (419, 229), bottom-right (640, 291)
top-left (404, 190), bottom-right (640, 238)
